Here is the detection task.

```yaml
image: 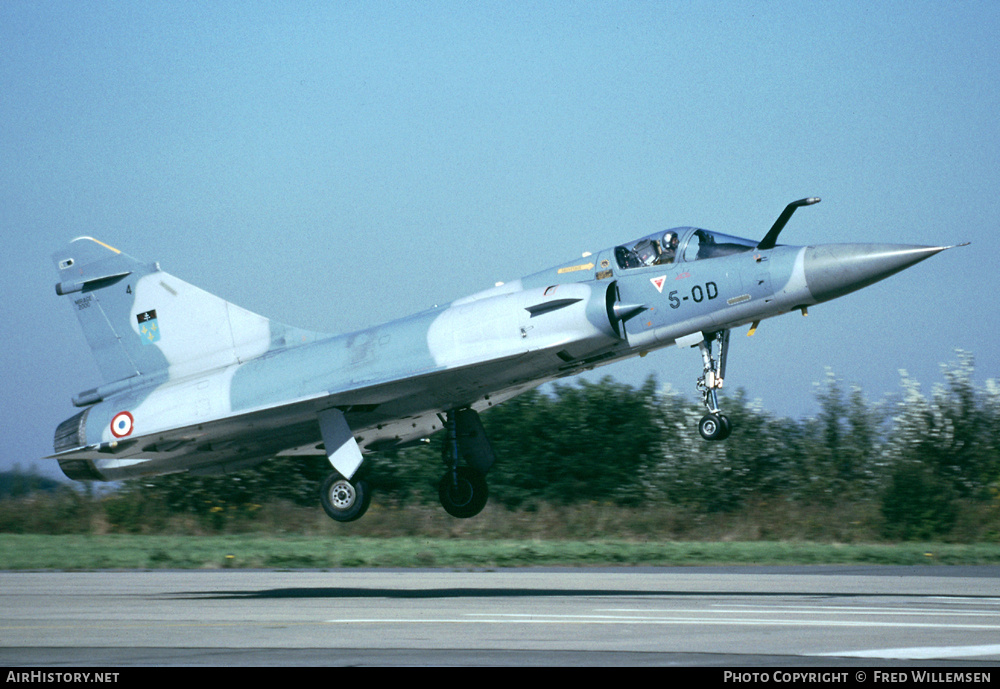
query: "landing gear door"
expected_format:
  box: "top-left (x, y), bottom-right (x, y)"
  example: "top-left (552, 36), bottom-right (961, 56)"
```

top-left (453, 408), bottom-right (495, 475)
top-left (318, 408), bottom-right (364, 479)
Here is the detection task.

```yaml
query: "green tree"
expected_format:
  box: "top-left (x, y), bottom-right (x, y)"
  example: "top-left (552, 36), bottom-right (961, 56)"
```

top-left (802, 371), bottom-right (885, 502)
top-left (648, 387), bottom-right (810, 512)
top-left (484, 377), bottom-right (661, 507)
top-left (878, 352), bottom-right (997, 538)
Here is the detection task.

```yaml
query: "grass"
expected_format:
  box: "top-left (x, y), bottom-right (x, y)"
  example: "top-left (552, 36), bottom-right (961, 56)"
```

top-left (2, 533), bottom-right (999, 570)
top-left (2, 492), bottom-right (998, 569)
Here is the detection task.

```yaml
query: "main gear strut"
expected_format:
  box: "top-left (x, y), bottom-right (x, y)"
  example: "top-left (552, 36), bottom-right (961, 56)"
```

top-left (438, 409), bottom-right (489, 518)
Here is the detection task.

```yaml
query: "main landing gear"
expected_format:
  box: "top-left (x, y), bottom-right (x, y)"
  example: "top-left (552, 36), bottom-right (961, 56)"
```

top-left (438, 409), bottom-right (491, 518)
top-left (320, 473), bottom-right (371, 522)
top-left (696, 330), bottom-right (732, 441)
top-left (439, 465), bottom-right (489, 518)
top-left (317, 407), bottom-right (495, 522)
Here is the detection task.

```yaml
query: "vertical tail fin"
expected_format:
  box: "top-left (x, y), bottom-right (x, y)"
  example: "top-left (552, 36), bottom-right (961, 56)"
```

top-left (53, 237), bottom-right (318, 389)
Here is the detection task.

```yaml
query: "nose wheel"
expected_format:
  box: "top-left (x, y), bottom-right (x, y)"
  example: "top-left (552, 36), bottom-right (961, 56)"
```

top-left (698, 412), bottom-right (731, 441)
top-left (696, 330), bottom-right (732, 441)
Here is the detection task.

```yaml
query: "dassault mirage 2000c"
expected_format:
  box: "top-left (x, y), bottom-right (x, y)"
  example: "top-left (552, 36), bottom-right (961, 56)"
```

top-left (48, 198), bottom-right (964, 521)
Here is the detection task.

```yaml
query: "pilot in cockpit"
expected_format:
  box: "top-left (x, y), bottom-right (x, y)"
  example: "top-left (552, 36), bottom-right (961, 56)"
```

top-left (634, 231), bottom-right (680, 266)
top-left (659, 231), bottom-right (679, 262)
top-left (618, 230), bottom-right (683, 269)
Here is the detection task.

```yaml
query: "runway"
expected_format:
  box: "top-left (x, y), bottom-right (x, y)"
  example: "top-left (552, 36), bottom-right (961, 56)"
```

top-left (3, 567), bottom-right (1000, 666)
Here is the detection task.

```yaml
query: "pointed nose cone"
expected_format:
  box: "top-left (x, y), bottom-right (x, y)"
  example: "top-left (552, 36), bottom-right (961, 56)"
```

top-left (803, 243), bottom-right (950, 304)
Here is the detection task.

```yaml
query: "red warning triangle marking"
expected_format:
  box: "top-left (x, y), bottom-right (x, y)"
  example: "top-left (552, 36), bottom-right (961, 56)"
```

top-left (650, 276), bottom-right (666, 293)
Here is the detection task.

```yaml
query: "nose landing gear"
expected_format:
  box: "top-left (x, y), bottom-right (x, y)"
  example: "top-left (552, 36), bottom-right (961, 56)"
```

top-left (698, 412), bottom-right (731, 441)
top-left (696, 330), bottom-right (732, 441)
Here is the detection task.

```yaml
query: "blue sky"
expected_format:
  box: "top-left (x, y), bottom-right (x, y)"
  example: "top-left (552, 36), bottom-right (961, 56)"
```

top-left (3, 2), bottom-right (998, 477)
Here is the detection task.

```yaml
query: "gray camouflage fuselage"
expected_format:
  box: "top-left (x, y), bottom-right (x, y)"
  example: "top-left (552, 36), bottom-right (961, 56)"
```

top-left (49, 219), bottom-right (956, 487)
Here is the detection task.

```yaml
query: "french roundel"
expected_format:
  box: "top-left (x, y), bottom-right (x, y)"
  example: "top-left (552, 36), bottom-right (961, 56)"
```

top-left (110, 411), bottom-right (134, 438)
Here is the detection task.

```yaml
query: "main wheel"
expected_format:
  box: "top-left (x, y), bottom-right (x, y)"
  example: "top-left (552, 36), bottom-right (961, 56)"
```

top-left (699, 413), bottom-right (731, 441)
top-left (438, 466), bottom-right (489, 518)
top-left (320, 474), bottom-right (371, 522)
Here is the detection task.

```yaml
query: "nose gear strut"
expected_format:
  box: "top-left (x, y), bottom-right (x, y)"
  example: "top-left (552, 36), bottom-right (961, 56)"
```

top-left (696, 330), bottom-right (732, 440)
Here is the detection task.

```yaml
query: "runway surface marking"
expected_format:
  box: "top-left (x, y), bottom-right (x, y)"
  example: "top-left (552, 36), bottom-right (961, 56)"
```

top-left (324, 598), bottom-right (1000, 630)
top-left (603, 604), bottom-right (1000, 617)
top-left (322, 612), bottom-right (1000, 630)
top-left (819, 644), bottom-right (1000, 660)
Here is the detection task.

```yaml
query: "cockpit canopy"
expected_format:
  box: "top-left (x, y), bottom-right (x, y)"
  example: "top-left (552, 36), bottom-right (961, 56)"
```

top-left (614, 227), bottom-right (757, 270)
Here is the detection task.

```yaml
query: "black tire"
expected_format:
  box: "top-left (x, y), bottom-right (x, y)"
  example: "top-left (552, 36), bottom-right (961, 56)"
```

top-left (319, 474), bottom-right (371, 522)
top-left (717, 414), bottom-right (732, 440)
top-left (438, 466), bottom-right (489, 518)
top-left (699, 413), bottom-right (727, 441)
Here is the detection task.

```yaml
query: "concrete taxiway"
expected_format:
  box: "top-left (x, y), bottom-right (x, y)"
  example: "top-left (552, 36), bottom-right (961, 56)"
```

top-left (2, 567), bottom-right (1000, 666)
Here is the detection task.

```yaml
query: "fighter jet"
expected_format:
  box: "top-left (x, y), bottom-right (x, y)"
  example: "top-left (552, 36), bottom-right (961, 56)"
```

top-left (47, 199), bottom-right (963, 521)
